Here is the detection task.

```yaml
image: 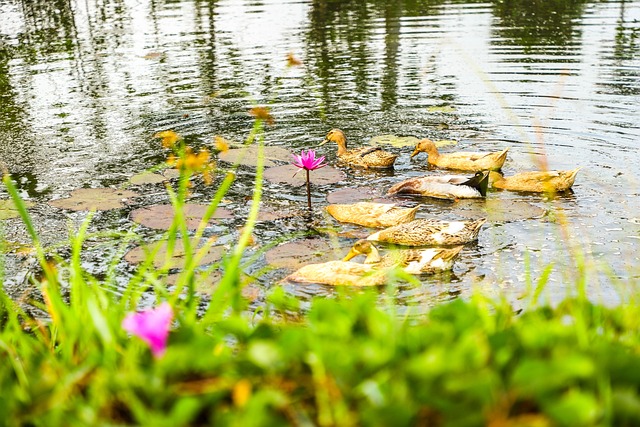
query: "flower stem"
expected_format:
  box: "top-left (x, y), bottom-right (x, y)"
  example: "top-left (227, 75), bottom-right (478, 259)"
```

top-left (306, 169), bottom-right (312, 210)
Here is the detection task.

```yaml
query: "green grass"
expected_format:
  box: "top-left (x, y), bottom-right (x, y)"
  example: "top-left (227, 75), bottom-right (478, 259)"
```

top-left (3, 121), bottom-right (640, 426)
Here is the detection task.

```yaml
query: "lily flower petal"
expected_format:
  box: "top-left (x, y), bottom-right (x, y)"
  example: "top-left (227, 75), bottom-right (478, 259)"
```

top-left (122, 302), bottom-right (173, 358)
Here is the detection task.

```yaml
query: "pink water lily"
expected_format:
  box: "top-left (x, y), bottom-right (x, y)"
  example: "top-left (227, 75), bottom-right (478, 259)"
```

top-left (292, 149), bottom-right (326, 171)
top-left (292, 150), bottom-right (327, 210)
top-left (122, 302), bottom-right (173, 358)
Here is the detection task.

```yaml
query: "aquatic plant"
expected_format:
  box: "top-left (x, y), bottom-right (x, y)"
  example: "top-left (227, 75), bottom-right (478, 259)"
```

top-left (292, 149), bottom-right (326, 209)
top-left (122, 302), bottom-right (173, 358)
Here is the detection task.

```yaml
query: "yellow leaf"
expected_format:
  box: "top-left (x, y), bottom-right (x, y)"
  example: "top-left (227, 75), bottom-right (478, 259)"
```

top-left (232, 380), bottom-right (252, 407)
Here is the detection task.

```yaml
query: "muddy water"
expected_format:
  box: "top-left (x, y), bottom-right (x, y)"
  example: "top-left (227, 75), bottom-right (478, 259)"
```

top-left (1, 0), bottom-right (639, 309)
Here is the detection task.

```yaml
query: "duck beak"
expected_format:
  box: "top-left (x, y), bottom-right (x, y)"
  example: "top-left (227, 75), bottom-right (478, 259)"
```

top-left (319, 138), bottom-right (329, 146)
top-left (410, 148), bottom-right (420, 158)
top-left (342, 248), bottom-right (359, 261)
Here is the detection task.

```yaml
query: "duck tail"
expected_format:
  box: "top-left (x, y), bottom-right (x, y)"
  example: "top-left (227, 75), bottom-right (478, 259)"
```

top-left (566, 167), bottom-right (581, 185)
top-left (400, 204), bottom-right (421, 222)
top-left (470, 218), bottom-right (487, 238)
top-left (460, 171), bottom-right (490, 197)
top-left (495, 148), bottom-right (509, 169)
top-left (436, 245), bottom-right (464, 262)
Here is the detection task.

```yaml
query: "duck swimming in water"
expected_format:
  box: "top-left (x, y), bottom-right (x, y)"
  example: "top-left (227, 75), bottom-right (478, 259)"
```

top-left (411, 138), bottom-right (509, 172)
top-left (326, 202), bottom-right (420, 228)
top-left (343, 239), bottom-right (464, 274)
top-left (320, 128), bottom-right (398, 169)
top-left (387, 171), bottom-right (490, 200)
top-left (489, 169), bottom-right (580, 193)
top-left (367, 218), bottom-right (486, 246)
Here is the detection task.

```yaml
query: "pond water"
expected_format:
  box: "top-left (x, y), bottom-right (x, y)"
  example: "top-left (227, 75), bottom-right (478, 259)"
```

top-left (1, 0), bottom-right (639, 310)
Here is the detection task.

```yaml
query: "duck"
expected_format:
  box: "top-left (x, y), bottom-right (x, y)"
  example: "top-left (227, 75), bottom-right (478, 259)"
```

top-left (326, 202), bottom-right (420, 228)
top-left (489, 169), bottom-right (580, 193)
top-left (320, 128), bottom-right (398, 169)
top-left (284, 260), bottom-right (387, 287)
top-left (343, 239), bottom-right (464, 274)
top-left (411, 138), bottom-right (509, 172)
top-left (387, 171), bottom-right (489, 200)
top-left (366, 218), bottom-right (486, 246)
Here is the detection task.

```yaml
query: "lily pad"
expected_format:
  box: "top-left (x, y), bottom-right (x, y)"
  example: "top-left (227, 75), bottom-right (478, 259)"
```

top-left (219, 145), bottom-right (292, 168)
top-left (255, 205), bottom-right (297, 222)
top-left (49, 188), bottom-right (139, 211)
top-left (326, 186), bottom-right (387, 204)
top-left (124, 238), bottom-right (224, 269)
top-left (265, 238), bottom-right (349, 271)
top-left (0, 199), bottom-right (35, 220)
top-left (368, 134), bottom-right (420, 148)
top-left (451, 198), bottom-right (546, 222)
top-left (131, 204), bottom-right (233, 230)
top-left (163, 168), bottom-right (181, 180)
top-left (427, 105), bottom-right (456, 113)
top-left (164, 271), bottom-right (262, 301)
top-left (129, 171), bottom-right (167, 185)
top-left (264, 164), bottom-right (345, 187)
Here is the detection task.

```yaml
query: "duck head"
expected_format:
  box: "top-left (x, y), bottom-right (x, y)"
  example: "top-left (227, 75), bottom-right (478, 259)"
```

top-left (460, 170), bottom-right (490, 197)
top-left (343, 239), bottom-right (381, 264)
top-left (410, 138), bottom-right (439, 158)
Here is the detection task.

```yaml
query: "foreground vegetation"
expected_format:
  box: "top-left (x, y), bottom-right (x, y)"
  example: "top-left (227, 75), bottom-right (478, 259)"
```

top-left (2, 124), bottom-right (640, 427)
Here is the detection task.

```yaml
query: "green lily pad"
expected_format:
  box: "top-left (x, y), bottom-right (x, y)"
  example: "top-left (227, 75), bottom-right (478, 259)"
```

top-left (265, 238), bottom-right (349, 271)
top-left (219, 145), bottom-right (292, 168)
top-left (451, 198), bottom-right (546, 222)
top-left (49, 188), bottom-right (139, 211)
top-left (124, 238), bottom-right (224, 269)
top-left (427, 105), bottom-right (456, 113)
top-left (0, 199), bottom-right (35, 220)
top-left (129, 171), bottom-right (167, 185)
top-left (264, 164), bottom-right (345, 187)
top-left (368, 135), bottom-right (420, 148)
top-left (164, 271), bottom-right (262, 301)
top-left (131, 204), bottom-right (233, 230)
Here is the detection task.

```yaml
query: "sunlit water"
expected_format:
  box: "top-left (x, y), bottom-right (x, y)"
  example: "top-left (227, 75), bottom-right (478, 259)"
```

top-left (1, 0), bottom-right (639, 310)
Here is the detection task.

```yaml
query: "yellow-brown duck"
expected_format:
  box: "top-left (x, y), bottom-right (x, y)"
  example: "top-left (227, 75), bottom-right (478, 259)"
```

top-left (367, 218), bottom-right (486, 246)
top-left (284, 260), bottom-right (387, 287)
top-left (489, 168), bottom-right (580, 193)
top-left (343, 239), bottom-right (464, 274)
top-left (387, 171), bottom-right (490, 200)
top-left (320, 128), bottom-right (398, 169)
top-left (411, 138), bottom-right (509, 172)
top-left (326, 202), bottom-right (420, 228)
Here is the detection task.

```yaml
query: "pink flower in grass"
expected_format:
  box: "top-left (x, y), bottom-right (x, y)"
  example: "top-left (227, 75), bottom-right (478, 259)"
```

top-left (122, 302), bottom-right (173, 358)
top-left (292, 150), bottom-right (326, 171)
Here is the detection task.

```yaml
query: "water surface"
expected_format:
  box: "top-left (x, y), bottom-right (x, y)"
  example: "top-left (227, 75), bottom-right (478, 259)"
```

top-left (1, 0), bottom-right (639, 308)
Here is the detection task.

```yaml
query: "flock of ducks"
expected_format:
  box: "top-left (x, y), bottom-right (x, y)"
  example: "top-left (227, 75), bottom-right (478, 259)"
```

top-left (285, 128), bottom-right (581, 286)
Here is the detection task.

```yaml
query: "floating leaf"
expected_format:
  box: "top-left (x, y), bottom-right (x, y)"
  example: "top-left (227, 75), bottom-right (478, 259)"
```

top-left (326, 186), bottom-right (386, 204)
top-left (0, 199), bottom-right (35, 220)
top-left (427, 105), bottom-right (456, 113)
top-left (434, 139), bottom-right (458, 147)
top-left (49, 188), bottom-right (138, 211)
top-left (264, 164), bottom-right (345, 187)
top-left (162, 168), bottom-right (181, 180)
top-left (452, 198), bottom-right (546, 222)
top-left (255, 205), bottom-right (297, 222)
top-left (129, 171), bottom-right (167, 185)
top-left (143, 52), bottom-right (164, 60)
top-left (368, 135), bottom-right (420, 148)
top-left (131, 204), bottom-right (233, 230)
top-left (124, 238), bottom-right (224, 269)
top-left (265, 238), bottom-right (349, 271)
top-left (164, 271), bottom-right (262, 301)
top-left (219, 146), bottom-right (292, 168)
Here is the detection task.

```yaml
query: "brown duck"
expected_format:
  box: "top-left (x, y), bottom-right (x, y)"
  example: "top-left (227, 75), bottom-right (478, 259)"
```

top-left (411, 138), bottom-right (509, 172)
top-left (489, 168), bottom-right (580, 193)
top-left (320, 129), bottom-right (398, 169)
